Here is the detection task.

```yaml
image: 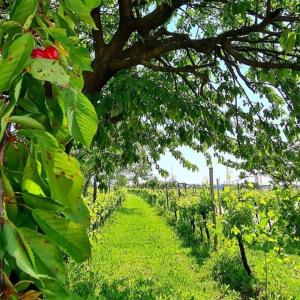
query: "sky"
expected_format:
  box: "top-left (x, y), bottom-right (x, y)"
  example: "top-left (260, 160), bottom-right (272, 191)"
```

top-left (156, 147), bottom-right (239, 185)
top-left (156, 148), bottom-right (270, 185)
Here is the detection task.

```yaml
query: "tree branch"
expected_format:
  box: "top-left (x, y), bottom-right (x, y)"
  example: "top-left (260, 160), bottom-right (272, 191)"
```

top-left (118, 0), bottom-right (133, 23)
top-left (141, 60), bottom-right (212, 79)
top-left (135, 0), bottom-right (185, 36)
top-left (223, 41), bottom-right (300, 71)
top-left (91, 7), bottom-right (105, 57)
top-left (85, 3), bottom-right (299, 94)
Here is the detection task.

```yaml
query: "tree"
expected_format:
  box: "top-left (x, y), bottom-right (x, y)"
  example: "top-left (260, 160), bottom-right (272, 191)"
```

top-left (114, 174), bottom-right (129, 188)
top-left (81, 0), bottom-right (299, 181)
top-left (0, 0), bottom-right (299, 298)
top-left (81, 0), bottom-right (300, 94)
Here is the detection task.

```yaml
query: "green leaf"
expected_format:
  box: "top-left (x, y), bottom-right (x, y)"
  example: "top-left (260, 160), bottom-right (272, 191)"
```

top-left (280, 31), bottom-right (297, 53)
top-left (64, 198), bottom-right (90, 228)
top-left (23, 13), bottom-right (35, 31)
top-left (0, 98), bottom-right (16, 141)
top-left (69, 47), bottom-right (92, 71)
top-left (0, 21), bottom-right (22, 42)
top-left (32, 209), bottom-right (91, 263)
top-left (85, 0), bottom-right (103, 10)
top-left (3, 223), bottom-right (39, 279)
top-left (29, 59), bottom-right (69, 86)
top-left (64, 0), bottom-right (98, 29)
top-left (58, 88), bottom-right (98, 147)
top-left (42, 279), bottom-right (83, 300)
top-left (9, 115), bottom-right (44, 129)
top-left (0, 33), bottom-right (34, 92)
top-left (243, 234), bottom-right (254, 245)
top-left (22, 154), bottom-right (63, 211)
top-left (18, 228), bottom-right (65, 282)
top-left (10, 0), bottom-right (38, 25)
top-left (231, 226), bottom-right (240, 236)
top-left (33, 131), bottom-right (84, 212)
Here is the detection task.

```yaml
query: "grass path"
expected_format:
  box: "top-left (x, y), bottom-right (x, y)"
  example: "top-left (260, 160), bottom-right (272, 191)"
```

top-left (68, 194), bottom-right (238, 299)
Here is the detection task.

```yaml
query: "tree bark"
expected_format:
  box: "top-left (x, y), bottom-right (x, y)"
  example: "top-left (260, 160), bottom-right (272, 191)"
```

top-left (201, 212), bottom-right (210, 241)
top-left (191, 219), bottom-right (195, 233)
top-left (93, 174), bottom-right (98, 203)
top-left (199, 224), bottom-right (204, 241)
top-left (237, 234), bottom-right (252, 276)
top-left (83, 175), bottom-right (92, 196)
top-left (82, 5), bottom-right (298, 96)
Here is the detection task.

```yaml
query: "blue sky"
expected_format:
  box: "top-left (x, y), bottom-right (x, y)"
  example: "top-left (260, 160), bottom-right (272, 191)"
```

top-left (157, 148), bottom-right (239, 185)
top-left (157, 149), bottom-right (271, 185)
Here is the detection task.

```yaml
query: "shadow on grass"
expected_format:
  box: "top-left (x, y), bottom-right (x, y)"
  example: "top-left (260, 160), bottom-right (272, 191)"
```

top-left (71, 275), bottom-right (163, 300)
top-left (99, 278), bottom-right (161, 300)
top-left (163, 216), bottom-right (258, 299)
top-left (165, 219), bottom-right (211, 267)
top-left (283, 239), bottom-right (300, 255)
top-left (211, 251), bottom-right (257, 299)
top-left (118, 207), bottom-right (143, 216)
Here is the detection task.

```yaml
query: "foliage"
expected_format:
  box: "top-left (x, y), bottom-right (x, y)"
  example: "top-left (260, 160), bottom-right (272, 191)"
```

top-left (0, 1), bottom-right (98, 298)
top-left (84, 188), bottom-right (126, 231)
top-left (133, 186), bottom-right (300, 298)
top-left (210, 250), bottom-right (253, 295)
top-left (1, 0), bottom-right (300, 298)
top-left (74, 0), bottom-right (300, 182)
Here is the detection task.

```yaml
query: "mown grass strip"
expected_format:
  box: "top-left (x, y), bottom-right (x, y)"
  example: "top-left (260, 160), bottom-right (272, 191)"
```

top-left (67, 194), bottom-right (241, 299)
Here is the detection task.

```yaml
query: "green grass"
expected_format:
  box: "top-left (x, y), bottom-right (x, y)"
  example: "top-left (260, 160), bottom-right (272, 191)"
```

top-left (67, 194), bottom-right (240, 299)
top-left (67, 194), bottom-right (300, 299)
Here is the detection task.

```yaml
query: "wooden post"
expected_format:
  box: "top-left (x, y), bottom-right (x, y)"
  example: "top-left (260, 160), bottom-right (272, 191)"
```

top-left (184, 183), bottom-right (187, 193)
top-left (209, 167), bottom-right (218, 250)
top-left (216, 178), bottom-right (222, 215)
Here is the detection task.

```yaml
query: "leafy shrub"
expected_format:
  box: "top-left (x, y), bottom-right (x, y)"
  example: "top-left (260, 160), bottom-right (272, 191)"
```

top-left (85, 188), bottom-right (126, 231)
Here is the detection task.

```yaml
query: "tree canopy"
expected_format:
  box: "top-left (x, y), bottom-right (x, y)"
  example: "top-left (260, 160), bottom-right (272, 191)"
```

top-left (80, 0), bottom-right (300, 181)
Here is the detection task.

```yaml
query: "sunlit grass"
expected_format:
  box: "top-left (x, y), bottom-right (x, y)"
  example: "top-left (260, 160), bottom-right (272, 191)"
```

top-left (67, 194), bottom-right (239, 299)
top-left (67, 194), bottom-right (300, 299)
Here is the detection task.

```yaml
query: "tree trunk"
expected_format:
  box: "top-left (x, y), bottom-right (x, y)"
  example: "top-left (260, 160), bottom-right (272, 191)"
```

top-left (268, 219), bottom-right (272, 231)
top-left (93, 175), bottom-right (98, 203)
top-left (83, 174), bottom-right (92, 196)
top-left (201, 212), bottom-right (210, 241)
top-left (204, 223), bottom-right (210, 241)
top-left (191, 219), bottom-right (196, 233)
top-left (209, 167), bottom-right (217, 250)
top-left (199, 225), bottom-right (204, 241)
top-left (237, 234), bottom-right (252, 276)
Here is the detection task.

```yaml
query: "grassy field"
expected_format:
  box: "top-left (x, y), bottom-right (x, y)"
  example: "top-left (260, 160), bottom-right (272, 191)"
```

top-left (67, 194), bottom-right (241, 299)
top-left (67, 194), bottom-right (300, 299)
